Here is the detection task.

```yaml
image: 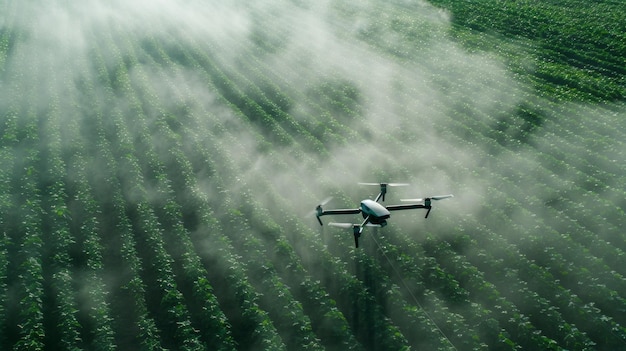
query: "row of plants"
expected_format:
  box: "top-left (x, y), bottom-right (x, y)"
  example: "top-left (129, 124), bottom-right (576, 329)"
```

top-left (113, 26), bottom-right (295, 349)
top-left (94, 112), bottom-right (167, 350)
top-left (36, 70), bottom-right (85, 350)
top-left (1, 25), bottom-right (48, 346)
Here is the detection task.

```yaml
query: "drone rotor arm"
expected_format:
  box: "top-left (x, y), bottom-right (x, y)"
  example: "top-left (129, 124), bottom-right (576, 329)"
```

top-left (315, 201), bottom-right (360, 225)
top-left (394, 194), bottom-right (453, 217)
top-left (320, 208), bottom-right (362, 216)
top-left (431, 194), bottom-right (454, 200)
top-left (385, 203), bottom-right (428, 211)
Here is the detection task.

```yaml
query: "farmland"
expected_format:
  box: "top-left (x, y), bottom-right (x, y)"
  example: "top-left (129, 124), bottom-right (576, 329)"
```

top-left (0, 0), bottom-right (624, 350)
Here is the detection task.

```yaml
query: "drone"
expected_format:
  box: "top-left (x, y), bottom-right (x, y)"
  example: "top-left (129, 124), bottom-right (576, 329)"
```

top-left (315, 183), bottom-right (453, 248)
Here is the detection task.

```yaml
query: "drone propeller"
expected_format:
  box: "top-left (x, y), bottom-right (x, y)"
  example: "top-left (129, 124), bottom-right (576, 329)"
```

top-left (318, 196), bottom-right (333, 206)
top-left (401, 194), bottom-right (454, 202)
top-left (359, 182), bottom-right (409, 202)
top-left (400, 194), bottom-right (453, 218)
top-left (328, 222), bottom-right (355, 229)
top-left (358, 182), bottom-right (409, 187)
top-left (400, 199), bottom-right (424, 202)
top-left (400, 198), bottom-right (424, 203)
top-left (313, 197), bottom-right (333, 225)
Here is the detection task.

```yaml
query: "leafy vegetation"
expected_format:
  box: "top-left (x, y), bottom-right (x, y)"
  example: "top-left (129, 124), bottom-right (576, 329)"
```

top-left (1, 0), bottom-right (624, 350)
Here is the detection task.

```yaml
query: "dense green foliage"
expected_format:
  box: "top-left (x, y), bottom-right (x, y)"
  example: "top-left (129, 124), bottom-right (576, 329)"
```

top-left (1, 0), bottom-right (624, 350)
top-left (428, 0), bottom-right (626, 102)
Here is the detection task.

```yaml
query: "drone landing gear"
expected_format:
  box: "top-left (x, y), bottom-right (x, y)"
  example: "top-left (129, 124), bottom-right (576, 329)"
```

top-left (353, 225), bottom-right (362, 248)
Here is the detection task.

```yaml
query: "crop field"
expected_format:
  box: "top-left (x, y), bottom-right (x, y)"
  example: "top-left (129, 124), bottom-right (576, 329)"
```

top-left (0, 0), bottom-right (624, 350)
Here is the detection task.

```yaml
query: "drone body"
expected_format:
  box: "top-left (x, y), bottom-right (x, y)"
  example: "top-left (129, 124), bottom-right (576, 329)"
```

top-left (315, 183), bottom-right (452, 247)
top-left (360, 199), bottom-right (390, 225)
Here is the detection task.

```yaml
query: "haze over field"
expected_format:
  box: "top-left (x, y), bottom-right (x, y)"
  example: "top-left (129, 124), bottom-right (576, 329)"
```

top-left (8, 0), bottom-right (622, 211)
top-left (1, 0), bottom-right (625, 349)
